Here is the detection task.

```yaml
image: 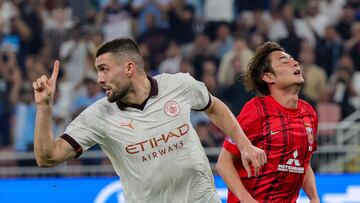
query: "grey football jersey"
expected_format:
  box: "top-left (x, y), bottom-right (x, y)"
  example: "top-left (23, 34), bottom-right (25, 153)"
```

top-left (64, 73), bottom-right (221, 203)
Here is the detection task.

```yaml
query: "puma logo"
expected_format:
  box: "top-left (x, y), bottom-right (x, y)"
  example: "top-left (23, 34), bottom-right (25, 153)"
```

top-left (120, 120), bottom-right (134, 130)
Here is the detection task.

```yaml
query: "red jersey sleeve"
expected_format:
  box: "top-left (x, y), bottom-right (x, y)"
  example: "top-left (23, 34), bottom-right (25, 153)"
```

top-left (223, 99), bottom-right (261, 157)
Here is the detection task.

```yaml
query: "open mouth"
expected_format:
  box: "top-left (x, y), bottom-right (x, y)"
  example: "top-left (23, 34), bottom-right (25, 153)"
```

top-left (294, 70), bottom-right (301, 75)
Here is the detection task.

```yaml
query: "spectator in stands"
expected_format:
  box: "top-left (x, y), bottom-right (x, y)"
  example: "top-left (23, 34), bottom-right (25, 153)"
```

top-left (181, 32), bottom-right (218, 79)
top-left (299, 46), bottom-right (327, 103)
top-left (158, 41), bottom-right (182, 74)
top-left (351, 68), bottom-right (360, 109)
top-left (203, 0), bottom-right (234, 39)
top-left (209, 22), bottom-right (234, 60)
top-left (178, 58), bottom-right (195, 76)
top-left (167, 1), bottom-right (196, 45)
top-left (336, 3), bottom-right (356, 41)
top-left (13, 82), bottom-right (36, 152)
top-left (131, 0), bottom-right (171, 35)
top-left (268, 3), bottom-right (315, 48)
top-left (200, 59), bottom-right (218, 96)
top-left (278, 20), bottom-right (303, 60)
top-left (137, 13), bottom-right (169, 71)
top-left (327, 55), bottom-right (358, 118)
top-left (302, 0), bottom-right (342, 38)
top-left (98, 0), bottom-right (133, 41)
top-left (345, 22), bottom-right (360, 72)
top-left (43, 1), bottom-right (74, 59)
top-left (59, 24), bottom-right (93, 86)
top-left (234, 0), bottom-right (270, 14)
top-left (244, 9), bottom-right (271, 39)
top-left (218, 53), bottom-right (255, 116)
top-left (16, 0), bottom-right (44, 59)
top-left (247, 31), bottom-right (266, 51)
top-left (0, 51), bottom-right (21, 148)
top-left (218, 37), bottom-right (253, 87)
top-left (13, 81), bottom-right (38, 167)
top-left (315, 25), bottom-right (343, 78)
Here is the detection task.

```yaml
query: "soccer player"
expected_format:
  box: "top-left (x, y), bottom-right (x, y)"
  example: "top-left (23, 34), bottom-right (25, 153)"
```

top-left (32, 38), bottom-right (266, 203)
top-left (216, 42), bottom-right (320, 203)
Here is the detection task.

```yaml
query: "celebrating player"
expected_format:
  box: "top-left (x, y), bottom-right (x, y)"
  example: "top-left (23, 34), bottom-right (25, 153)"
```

top-left (33, 38), bottom-right (266, 203)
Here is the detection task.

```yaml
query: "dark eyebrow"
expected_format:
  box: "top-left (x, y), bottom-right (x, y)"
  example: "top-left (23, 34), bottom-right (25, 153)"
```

top-left (95, 63), bottom-right (108, 70)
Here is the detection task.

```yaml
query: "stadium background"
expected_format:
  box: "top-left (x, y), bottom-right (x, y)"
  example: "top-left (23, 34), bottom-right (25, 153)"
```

top-left (0, 0), bottom-right (360, 202)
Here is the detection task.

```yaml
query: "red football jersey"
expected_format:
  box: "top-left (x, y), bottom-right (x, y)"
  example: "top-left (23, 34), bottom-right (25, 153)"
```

top-left (223, 96), bottom-right (318, 203)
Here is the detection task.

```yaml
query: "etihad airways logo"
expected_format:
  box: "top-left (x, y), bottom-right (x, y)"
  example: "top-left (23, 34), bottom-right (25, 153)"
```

top-left (278, 150), bottom-right (304, 174)
top-left (126, 124), bottom-right (189, 162)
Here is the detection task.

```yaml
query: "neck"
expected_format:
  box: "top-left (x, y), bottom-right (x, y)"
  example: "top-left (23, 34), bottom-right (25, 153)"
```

top-left (269, 86), bottom-right (300, 109)
top-left (123, 74), bottom-right (151, 105)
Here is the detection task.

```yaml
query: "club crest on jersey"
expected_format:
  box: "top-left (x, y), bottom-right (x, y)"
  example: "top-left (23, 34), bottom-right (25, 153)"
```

top-left (164, 101), bottom-right (180, 117)
top-left (306, 127), bottom-right (314, 144)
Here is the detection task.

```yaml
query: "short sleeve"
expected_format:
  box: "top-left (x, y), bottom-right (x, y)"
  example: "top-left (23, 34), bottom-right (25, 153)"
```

top-left (180, 73), bottom-right (211, 111)
top-left (63, 106), bottom-right (101, 155)
top-left (223, 99), bottom-right (261, 157)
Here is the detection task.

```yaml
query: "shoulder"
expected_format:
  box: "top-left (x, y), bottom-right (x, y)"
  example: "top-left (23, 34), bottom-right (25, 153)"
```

top-left (154, 73), bottom-right (198, 89)
top-left (299, 99), bottom-right (317, 115)
top-left (238, 97), bottom-right (261, 119)
top-left (244, 97), bottom-right (263, 109)
top-left (154, 72), bottom-right (194, 82)
top-left (79, 97), bottom-right (115, 116)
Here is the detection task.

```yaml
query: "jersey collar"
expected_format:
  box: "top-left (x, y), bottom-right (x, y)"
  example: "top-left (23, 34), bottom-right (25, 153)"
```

top-left (116, 76), bottom-right (158, 111)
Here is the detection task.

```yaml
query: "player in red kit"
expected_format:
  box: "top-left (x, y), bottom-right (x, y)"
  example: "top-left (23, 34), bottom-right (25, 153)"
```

top-left (216, 42), bottom-right (320, 203)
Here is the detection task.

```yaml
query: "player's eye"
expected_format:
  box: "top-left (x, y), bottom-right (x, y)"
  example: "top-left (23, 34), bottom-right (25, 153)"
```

top-left (279, 57), bottom-right (290, 64)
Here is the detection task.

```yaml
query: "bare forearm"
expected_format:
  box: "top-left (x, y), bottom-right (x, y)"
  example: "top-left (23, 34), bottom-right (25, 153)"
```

top-left (34, 106), bottom-right (56, 166)
top-left (205, 97), bottom-right (251, 150)
top-left (302, 166), bottom-right (319, 201)
top-left (217, 150), bottom-right (254, 202)
top-left (207, 95), bottom-right (266, 178)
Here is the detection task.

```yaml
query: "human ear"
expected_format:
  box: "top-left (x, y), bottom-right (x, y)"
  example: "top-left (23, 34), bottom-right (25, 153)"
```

top-left (125, 62), bottom-right (135, 77)
top-left (261, 72), bottom-right (275, 84)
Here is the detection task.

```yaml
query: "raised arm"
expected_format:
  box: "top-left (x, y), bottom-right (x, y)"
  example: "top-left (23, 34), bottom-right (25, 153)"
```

top-left (204, 95), bottom-right (267, 177)
top-left (33, 60), bottom-right (76, 167)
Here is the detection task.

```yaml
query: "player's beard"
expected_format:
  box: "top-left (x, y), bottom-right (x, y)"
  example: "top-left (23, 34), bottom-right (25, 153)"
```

top-left (107, 85), bottom-right (130, 103)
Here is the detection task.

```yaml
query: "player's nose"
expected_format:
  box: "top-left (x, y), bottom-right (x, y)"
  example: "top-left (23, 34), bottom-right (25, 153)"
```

top-left (97, 73), bottom-right (105, 84)
top-left (291, 58), bottom-right (300, 67)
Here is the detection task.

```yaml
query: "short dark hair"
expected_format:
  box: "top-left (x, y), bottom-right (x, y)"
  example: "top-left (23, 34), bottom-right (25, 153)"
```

top-left (96, 38), bottom-right (144, 69)
top-left (244, 41), bottom-right (284, 95)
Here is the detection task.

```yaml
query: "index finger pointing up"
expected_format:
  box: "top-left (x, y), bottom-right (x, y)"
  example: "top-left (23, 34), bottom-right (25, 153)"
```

top-left (50, 60), bottom-right (60, 82)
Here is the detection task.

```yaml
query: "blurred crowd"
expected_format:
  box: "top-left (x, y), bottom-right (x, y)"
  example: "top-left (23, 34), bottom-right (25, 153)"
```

top-left (1, 0), bottom-right (360, 156)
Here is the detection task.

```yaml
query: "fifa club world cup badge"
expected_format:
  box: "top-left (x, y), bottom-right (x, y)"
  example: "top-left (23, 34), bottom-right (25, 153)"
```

top-left (306, 127), bottom-right (314, 145)
top-left (164, 101), bottom-right (180, 117)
